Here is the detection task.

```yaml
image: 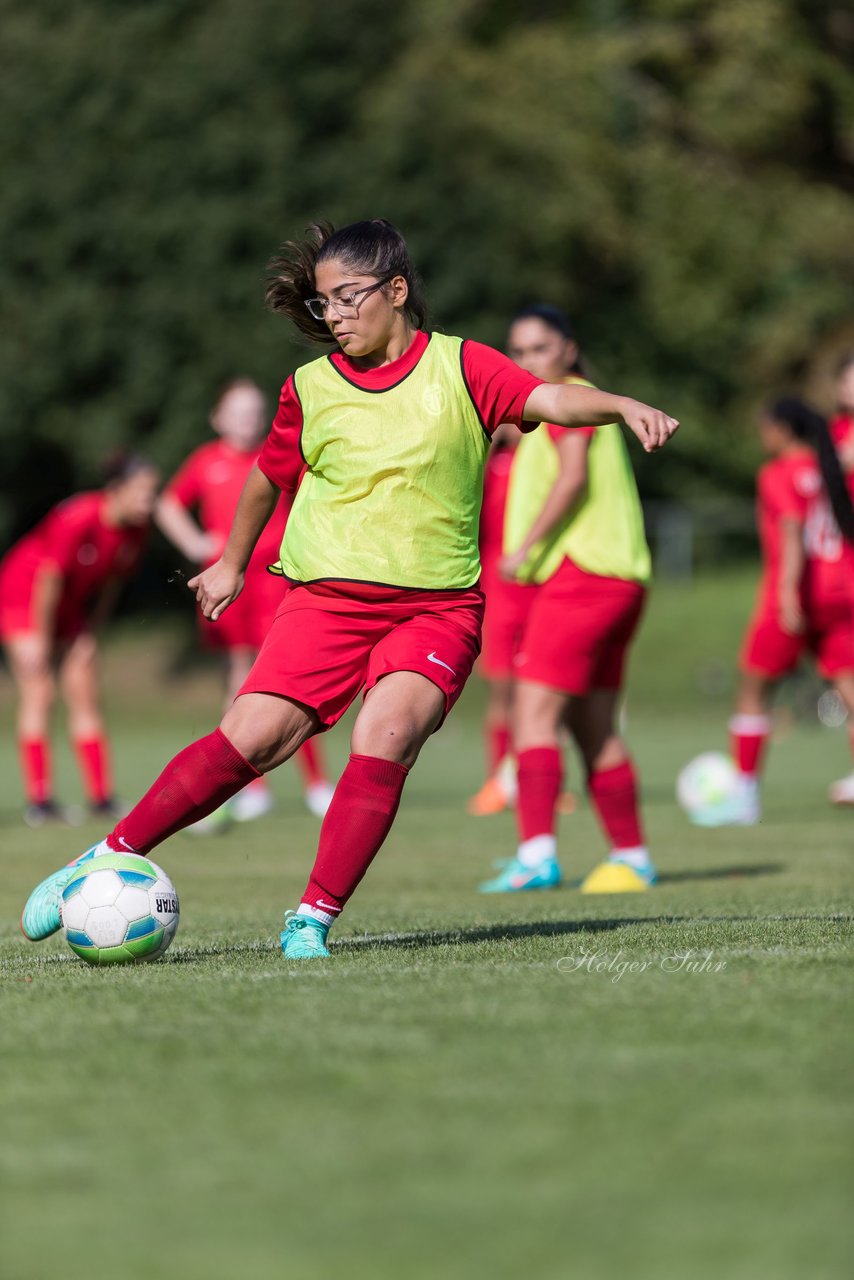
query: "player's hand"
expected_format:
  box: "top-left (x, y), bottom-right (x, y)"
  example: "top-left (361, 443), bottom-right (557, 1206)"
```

top-left (778, 591), bottom-right (806, 637)
top-left (187, 559), bottom-right (244, 621)
top-left (619, 399), bottom-right (680, 452)
top-left (499, 550), bottom-right (528, 581)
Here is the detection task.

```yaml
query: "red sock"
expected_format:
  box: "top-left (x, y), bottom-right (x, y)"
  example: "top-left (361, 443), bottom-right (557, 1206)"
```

top-left (107, 729), bottom-right (260, 854)
top-left (19, 737), bottom-right (51, 804)
top-left (729, 714), bottom-right (771, 777)
top-left (516, 747), bottom-right (563, 841)
top-left (588, 760), bottom-right (644, 850)
top-left (300, 754), bottom-right (408, 918)
top-left (294, 737), bottom-right (327, 789)
top-left (487, 724), bottom-right (511, 776)
top-left (73, 735), bottom-right (112, 805)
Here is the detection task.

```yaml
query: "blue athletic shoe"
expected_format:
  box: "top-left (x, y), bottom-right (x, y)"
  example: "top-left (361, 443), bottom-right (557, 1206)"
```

top-left (478, 855), bottom-right (562, 893)
top-left (280, 910), bottom-right (331, 959)
top-left (20, 844), bottom-right (103, 941)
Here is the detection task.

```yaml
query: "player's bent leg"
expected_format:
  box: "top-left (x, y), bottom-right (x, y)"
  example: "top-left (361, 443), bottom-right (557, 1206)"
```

top-left (6, 635), bottom-right (61, 822)
top-left (568, 691), bottom-right (657, 892)
top-left (281, 673), bottom-right (444, 961)
top-left (21, 696), bottom-right (317, 943)
top-left (60, 634), bottom-right (117, 815)
top-left (480, 680), bottom-right (565, 893)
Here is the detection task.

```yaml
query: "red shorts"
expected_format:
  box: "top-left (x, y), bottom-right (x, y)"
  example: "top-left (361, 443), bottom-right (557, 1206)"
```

top-left (0, 563), bottom-right (85, 642)
top-left (200, 564), bottom-right (287, 651)
top-left (238, 582), bottom-right (484, 727)
top-left (513, 558), bottom-right (647, 694)
top-left (741, 596), bottom-right (854, 679)
top-left (479, 568), bottom-right (538, 679)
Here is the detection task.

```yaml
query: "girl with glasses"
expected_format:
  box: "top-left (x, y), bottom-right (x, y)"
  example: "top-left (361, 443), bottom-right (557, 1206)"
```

top-left (21, 219), bottom-right (677, 959)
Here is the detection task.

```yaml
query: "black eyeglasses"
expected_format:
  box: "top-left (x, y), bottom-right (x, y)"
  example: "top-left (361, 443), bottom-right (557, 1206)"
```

top-left (304, 277), bottom-right (392, 321)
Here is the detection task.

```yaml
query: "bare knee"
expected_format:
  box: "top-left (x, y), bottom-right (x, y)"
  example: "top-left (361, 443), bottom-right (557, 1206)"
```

top-left (220, 693), bottom-right (316, 772)
top-left (351, 710), bottom-right (429, 768)
top-left (514, 682), bottom-right (566, 753)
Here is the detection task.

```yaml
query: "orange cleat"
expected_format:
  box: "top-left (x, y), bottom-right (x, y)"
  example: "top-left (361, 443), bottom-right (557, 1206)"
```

top-left (467, 777), bottom-right (511, 816)
top-left (556, 791), bottom-right (578, 815)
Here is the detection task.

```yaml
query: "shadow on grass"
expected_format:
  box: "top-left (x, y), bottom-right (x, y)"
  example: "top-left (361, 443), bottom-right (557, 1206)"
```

top-left (656, 862), bottom-right (784, 884)
top-left (332, 909), bottom-right (846, 955)
top-left (5, 907), bottom-right (847, 971)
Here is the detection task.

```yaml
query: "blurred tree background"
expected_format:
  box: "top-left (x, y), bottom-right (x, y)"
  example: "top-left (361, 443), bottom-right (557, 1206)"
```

top-left (1, 0), bottom-right (852, 555)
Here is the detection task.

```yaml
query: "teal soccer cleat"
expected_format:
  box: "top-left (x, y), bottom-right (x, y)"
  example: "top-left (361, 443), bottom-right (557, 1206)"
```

top-left (478, 855), bottom-right (562, 894)
top-left (20, 844), bottom-right (103, 941)
top-left (280, 910), bottom-right (331, 959)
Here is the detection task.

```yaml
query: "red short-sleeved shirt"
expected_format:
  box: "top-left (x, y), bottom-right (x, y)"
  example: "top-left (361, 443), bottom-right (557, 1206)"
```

top-left (757, 451), bottom-right (851, 606)
top-left (0, 492), bottom-right (148, 639)
top-left (164, 440), bottom-right (290, 566)
top-left (258, 330), bottom-right (544, 496)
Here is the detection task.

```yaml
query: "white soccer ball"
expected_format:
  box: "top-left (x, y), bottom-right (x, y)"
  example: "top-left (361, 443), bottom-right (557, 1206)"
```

top-left (676, 752), bottom-right (740, 818)
top-left (60, 853), bottom-right (179, 965)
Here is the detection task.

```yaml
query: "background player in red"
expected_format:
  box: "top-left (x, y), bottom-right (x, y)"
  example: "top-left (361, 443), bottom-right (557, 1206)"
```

top-left (705, 398), bottom-right (854, 824)
top-left (22, 218), bottom-right (678, 960)
top-left (478, 306), bottom-right (655, 895)
top-left (156, 378), bottom-right (334, 821)
top-left (0, 455), bottom-right (159, 824)
top-left (466, 419), bottom-right (537, 815)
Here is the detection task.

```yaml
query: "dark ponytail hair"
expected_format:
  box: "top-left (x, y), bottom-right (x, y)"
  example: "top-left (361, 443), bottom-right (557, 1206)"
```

top-left (101, 451), bottom-right (158, 487)
top-left (265, 219), bottom-right (428, 345)
top-left (769, 396), bottom-right (854, 545)
top-left (510, 303), bottom-right (583, 375)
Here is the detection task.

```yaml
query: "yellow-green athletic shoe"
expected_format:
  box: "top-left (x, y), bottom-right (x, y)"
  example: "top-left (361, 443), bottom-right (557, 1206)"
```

top-left (20, 844), bottom-right (103, 941)
top-left (280, 910), bottom-right (331, 959)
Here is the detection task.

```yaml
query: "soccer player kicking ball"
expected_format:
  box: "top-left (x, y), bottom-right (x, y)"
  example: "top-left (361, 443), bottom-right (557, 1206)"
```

top-left (704, 398), bottom-right (854, 825)
top-left (157, 378), bottom-right (334, 823)
top-left (0, 456), bottom-right (159, 825)
top-left (21, 219), bottom-right (677, 960)
top-left (478, 306), bottom-right (655, 895)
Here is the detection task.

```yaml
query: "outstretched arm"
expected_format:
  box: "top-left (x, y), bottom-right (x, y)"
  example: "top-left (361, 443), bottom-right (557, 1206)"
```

top-left (524, 383), bottom-right (678, 453)
top-left (188, 465), bottom-right (279, 621)
top-left (501, 432), bottom-right (590, 580)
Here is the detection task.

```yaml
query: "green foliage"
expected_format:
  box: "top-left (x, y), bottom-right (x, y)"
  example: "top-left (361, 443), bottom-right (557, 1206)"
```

top-left (0, 0), bottom-right (852, 540)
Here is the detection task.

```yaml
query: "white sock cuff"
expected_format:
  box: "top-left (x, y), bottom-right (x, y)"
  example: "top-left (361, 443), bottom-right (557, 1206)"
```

top-left (297, 902), bottom-right (338, 927)
top-left (517, 834), bottom-right (557, 867)
top-left (729, 714), bottom-right (771, 736)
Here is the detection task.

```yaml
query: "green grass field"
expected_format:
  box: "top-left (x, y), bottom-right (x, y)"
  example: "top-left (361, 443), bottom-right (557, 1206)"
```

top-left (1, 569), bottom-right (852, 1280)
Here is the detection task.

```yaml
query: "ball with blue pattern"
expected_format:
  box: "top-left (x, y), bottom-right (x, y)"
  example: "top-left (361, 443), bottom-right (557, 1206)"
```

top-left (60, 853), bottom-right (179, 965)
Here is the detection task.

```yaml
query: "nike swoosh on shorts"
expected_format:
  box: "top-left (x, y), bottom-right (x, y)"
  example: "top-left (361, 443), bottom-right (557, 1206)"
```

top-left (427, 651), bottom-right (456, 676)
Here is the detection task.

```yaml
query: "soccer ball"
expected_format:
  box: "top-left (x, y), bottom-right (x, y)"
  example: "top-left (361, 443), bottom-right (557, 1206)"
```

top-left (676, 751), bottom-right (739, 818)
top-left (60, 853), bottom-right (179, 965)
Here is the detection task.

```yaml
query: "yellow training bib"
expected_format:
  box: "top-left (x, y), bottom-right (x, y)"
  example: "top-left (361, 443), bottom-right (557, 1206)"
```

top-left (504, 377), bottom-right (651, 584)
top-left (277, 333), bottom-right (490, 589)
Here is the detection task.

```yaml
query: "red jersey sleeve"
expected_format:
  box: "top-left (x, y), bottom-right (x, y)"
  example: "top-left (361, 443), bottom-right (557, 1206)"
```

top-left (164, 447), bottom-right (206, 509)
top-left (257, 376), bottom-right (306, 494)
top-left (758, 462), bottom-right (807, 524)
top-left (461, 341), bottom-right (545, 435)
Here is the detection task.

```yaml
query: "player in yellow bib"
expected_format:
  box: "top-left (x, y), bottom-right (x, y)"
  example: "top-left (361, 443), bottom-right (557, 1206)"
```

top-left (22, 222), bottom-right (678, 960)
top-left (478, 305), bottom-right (656, 895)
